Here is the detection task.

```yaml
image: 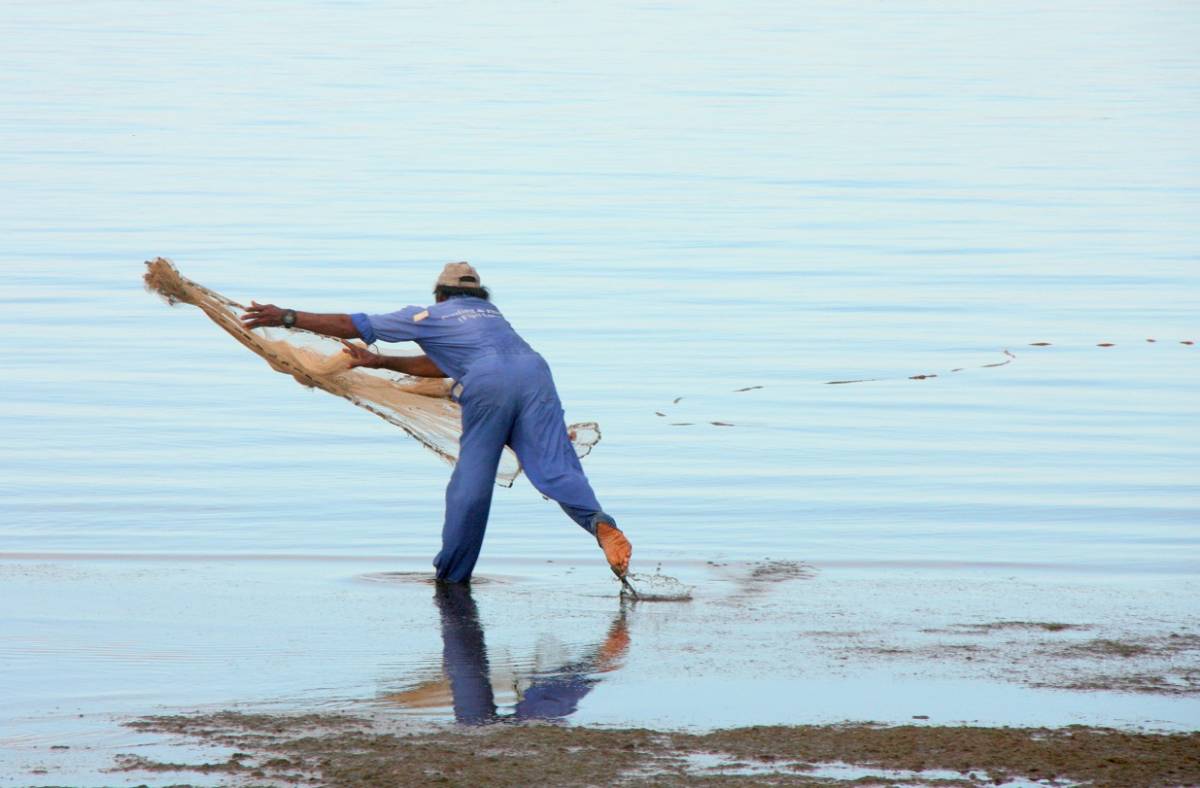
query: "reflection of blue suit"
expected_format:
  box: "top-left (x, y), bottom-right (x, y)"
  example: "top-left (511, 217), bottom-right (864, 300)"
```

top-left (434, 583), bottom-right (616, 725)
top-left (436, 583), bottom-right (497, 725)
top-left (352, 297), bottom-right (616, 583)
top-left (512, 671), bottom-right (598, 720)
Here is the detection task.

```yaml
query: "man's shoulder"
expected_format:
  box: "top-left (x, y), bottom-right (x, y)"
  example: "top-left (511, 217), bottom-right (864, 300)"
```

top-left (374, 304), bottom-right (430, 321)
top-left (430, 298), bottom-right (503, 317)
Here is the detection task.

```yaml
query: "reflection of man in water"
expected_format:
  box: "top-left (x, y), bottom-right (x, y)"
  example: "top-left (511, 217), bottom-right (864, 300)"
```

top-left (241, 262), bottom-right (632, 582)
top-left (395, 582), bottom-right (629, 724)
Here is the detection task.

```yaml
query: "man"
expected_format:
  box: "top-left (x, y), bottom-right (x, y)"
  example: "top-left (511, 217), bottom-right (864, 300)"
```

top-left (240, 262), bottom-right (631, 584)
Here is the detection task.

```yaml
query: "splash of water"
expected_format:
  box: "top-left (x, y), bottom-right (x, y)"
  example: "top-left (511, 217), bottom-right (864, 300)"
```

top-left (621, 572), bottom-right (694, 602)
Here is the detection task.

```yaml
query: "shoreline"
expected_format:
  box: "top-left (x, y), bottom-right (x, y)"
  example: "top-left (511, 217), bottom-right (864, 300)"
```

top-left (3, 551), bottom-right (1198, 576)
top-left (104, 711), bottom-right (1200, 786)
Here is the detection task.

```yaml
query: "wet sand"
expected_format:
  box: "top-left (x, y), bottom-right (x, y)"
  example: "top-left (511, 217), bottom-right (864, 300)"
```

top-left (3, 556), bottom-right (1198, 785)
top-left (112, 712), bottom-right (1200, 787)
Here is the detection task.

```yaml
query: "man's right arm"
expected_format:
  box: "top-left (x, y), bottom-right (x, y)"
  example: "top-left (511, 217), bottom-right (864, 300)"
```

top-left (241, 302), bottom-right (424, 346)
top-left (240, 302), bottom-right (360, 339)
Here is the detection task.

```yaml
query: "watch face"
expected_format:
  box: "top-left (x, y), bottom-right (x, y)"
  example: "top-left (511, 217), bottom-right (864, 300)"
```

top-left (282, 310), bottom-right (296, 327)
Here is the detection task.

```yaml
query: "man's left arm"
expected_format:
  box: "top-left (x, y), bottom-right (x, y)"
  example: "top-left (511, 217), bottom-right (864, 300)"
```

top-left (240, 302), bottom-right (360, 339)
top-left (340, 341), bottom-right (447, 378)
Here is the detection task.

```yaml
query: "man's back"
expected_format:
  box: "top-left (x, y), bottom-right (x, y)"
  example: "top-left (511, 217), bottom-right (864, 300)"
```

top-left (352, 296), bottom-right (535, 381)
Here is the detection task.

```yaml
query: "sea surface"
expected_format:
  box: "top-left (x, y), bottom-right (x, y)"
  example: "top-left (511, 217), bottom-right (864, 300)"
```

top-left (2, 0), bottom-right (1196, 569)
top-left (1, 1), bottom-right (1198, 782)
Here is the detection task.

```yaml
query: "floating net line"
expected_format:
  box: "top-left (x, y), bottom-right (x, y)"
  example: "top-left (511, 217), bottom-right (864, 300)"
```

top-left (143, 258), bottom-right (600, 487)
top-left (653, 338), bottom-right (1196, 427)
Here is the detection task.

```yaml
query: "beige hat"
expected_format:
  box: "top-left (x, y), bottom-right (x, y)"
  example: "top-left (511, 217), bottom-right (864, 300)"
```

top-left (436, 261), bottom-right (482, 288)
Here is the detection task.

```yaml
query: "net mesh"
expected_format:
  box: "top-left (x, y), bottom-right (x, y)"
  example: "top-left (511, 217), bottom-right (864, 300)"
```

top-left (143, 257), bottom-right (600, 487)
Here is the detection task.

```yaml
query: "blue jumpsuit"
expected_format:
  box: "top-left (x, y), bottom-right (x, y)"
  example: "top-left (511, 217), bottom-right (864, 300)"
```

top-left (351, 297), bottom-right (615, 582)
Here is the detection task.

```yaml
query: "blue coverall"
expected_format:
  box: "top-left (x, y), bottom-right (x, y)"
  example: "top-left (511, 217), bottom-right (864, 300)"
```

top-left (351, 297), bottom-right (616, 582)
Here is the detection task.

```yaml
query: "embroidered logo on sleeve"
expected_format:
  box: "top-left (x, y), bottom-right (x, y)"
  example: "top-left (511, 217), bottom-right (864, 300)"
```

top-left (413, 310), bottom-right (430, 322)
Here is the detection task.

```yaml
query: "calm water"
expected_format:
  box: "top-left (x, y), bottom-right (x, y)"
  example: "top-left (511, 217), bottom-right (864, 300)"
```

top-left (1, 3), bottom-right (1199, 782)
top-left (2, 1), bottom-right (1196, 571)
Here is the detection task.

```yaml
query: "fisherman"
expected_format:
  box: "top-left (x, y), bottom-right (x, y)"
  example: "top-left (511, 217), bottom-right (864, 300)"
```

top-left (240, 262), bottom-right (631, 583)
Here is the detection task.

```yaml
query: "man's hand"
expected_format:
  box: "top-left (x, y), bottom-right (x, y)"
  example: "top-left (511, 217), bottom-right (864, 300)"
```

top-left (340, 339), bottom-right (381, 369)
top-left (241, 301), bottom-right (286, 329)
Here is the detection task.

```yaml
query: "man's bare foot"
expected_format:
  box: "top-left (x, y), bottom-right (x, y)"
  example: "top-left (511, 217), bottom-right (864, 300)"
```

top-left (596, 522), bottom-right (632, 577)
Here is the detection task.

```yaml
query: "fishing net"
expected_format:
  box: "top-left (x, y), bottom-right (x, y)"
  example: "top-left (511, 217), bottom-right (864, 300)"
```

top-left (143, 258), bottom-right (600, 487)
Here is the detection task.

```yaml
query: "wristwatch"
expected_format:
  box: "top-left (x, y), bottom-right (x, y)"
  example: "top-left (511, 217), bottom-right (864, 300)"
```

top-left (281, 309), bottom-right (297, 328)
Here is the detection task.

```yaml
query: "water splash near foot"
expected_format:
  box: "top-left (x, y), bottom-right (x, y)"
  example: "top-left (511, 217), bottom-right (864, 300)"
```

top-left (620, 573), bottom-right (694, 602)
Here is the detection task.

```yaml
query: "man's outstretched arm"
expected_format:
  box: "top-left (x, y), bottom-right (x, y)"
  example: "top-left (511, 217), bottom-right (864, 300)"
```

top-left (341, 341), bottom-right (447, 378)
top-left (240, 302), bottom-right (359, 339)
top-left (240, 302), bottom-right (447, 378)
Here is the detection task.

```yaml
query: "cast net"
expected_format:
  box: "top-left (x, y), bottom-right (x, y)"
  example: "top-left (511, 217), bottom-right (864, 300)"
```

top-left (143, 258), bottom-right (600, 487)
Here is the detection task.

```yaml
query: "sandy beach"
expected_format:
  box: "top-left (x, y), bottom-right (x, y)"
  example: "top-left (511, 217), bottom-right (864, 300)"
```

top-left (110, 714), bottom-right (1200, 786)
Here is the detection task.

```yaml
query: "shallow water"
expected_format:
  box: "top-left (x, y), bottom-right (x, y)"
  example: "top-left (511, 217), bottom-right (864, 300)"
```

top-left (3, 557), bottom-right (1198, 784)
top-left (1, 0), bottom-right (1198, 782)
